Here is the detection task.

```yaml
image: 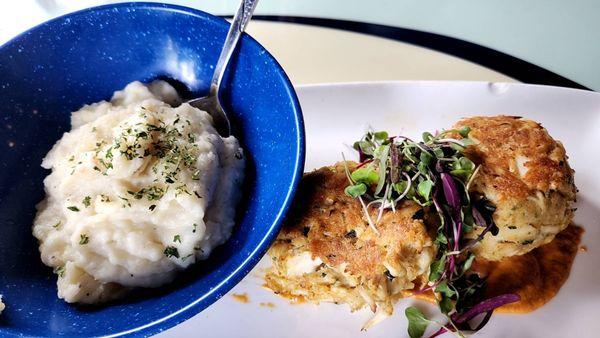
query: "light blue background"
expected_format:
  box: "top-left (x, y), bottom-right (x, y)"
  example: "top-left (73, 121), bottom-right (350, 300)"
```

top-left (169, 0), bottom-right (600, 90)
top-left (5, 1), bottom-right (599, 89)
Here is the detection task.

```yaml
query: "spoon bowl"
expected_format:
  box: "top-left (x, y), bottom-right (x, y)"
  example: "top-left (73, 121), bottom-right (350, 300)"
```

top-left (188, 0), bottom-right (259, 137)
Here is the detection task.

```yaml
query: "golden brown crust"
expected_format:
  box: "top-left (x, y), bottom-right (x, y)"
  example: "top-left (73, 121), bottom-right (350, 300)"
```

top-left (454, 115), bottom-right (576, 200)
top-left (453, 116), bottom-right (577, 260)
top-left (266, 163), bottom-right (435, 317)
top-left (279, 162), bottom-right (433, 280)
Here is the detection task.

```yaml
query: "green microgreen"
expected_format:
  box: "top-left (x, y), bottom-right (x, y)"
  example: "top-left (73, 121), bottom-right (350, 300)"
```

top-left (344, 183), bottom-right (367, 198)
top-left (344, 127), bottom-right (518, 337)
top-left (405, 307), bottom-right (429, 338)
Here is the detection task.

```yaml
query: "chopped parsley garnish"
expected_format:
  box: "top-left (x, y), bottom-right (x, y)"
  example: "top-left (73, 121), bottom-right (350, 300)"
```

top-left (175, 184), bottom-right (191, 196)
top-left (173, 235), bottom-right (182, 243)
top-left (163, 246), bottom-right (179, 258)
top-left (52, 221), bottom-right (62, 229)
top-left (149, 204), bottom-right (156, 211)
top-left (79, 234), bottom-right (89, 245)
top-left (53, 266), bottom-right (65, 278)
top-left (344, 128), bottom-right (519, 337)
top-left (192, 170), bottom-right (201, 180)
top-left (88, 113), bottom-right (205, 213)
top-left (100, 194), bottom-right (111, 202)
top-left (118, 196), bottom-right (131, 208)
top-left (67, 206), bottom-right (80, 212)
top-left (82, 196), bottom-right (91, 208)
top-left (127, 186), bottom-right (165, 201)
top-left (192, 223), bottom-right (198, 233)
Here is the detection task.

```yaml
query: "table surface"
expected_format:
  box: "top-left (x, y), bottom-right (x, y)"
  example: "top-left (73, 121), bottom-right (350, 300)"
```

top-left (1, 0), bottom-right (598, 89)
top-left (0, 1), bottom-right (598, 337)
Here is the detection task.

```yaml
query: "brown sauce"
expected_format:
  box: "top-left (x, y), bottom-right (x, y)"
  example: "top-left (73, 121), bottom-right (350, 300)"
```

top-left (260, 302), bottom-right (276, 308)
top-left (232, 293), bottom-right (250, 303)
top-left (413, 225), bottom-right (584, 313)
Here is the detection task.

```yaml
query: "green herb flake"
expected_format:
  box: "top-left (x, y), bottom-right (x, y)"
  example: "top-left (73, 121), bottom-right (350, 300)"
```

top-left (67, 206), bottom-right (80, 212)
top-left (53, 266), bottom-right (65, 278)
top-left (164, 246), bottom-right (179, 258)
top-left (82, 196), bottom-right (91, 208)
top-left (52, 221), bottom-right (62, 229)
top-left (118, 196), bottom-right (131, 208)
top-left (79, 234), bottom-right (90, 245)
top-left (173, 235), bottom-right (182, 243)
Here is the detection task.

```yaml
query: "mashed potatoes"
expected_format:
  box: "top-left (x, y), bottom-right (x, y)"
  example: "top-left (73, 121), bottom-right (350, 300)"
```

top-left (33, 81), bottom-right (245, 303)
top-left (0, 295), bottom-right (4, 314)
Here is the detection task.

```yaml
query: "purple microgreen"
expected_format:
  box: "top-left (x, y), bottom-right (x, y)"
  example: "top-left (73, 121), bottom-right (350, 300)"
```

top-left (452, 294), bottom-right (520, 324)
top-left (441, 173), bottom-right (460, 209)
top-left (346, 128), bottom-right (507, 337)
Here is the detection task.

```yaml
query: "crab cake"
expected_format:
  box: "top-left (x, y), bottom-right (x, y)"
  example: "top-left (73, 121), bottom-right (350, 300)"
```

top-left (454, 116), bottom-right (576, 261)
top-left (265, 163), bottom-right (435, 328)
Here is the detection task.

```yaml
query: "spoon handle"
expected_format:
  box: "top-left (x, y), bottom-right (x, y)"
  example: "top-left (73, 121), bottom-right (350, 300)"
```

top-left (210, 0), bottom-right (260, 96)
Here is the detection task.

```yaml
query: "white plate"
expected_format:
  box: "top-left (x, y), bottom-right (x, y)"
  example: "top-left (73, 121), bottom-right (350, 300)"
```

top-left (160, 81), bottom-right (600, 338)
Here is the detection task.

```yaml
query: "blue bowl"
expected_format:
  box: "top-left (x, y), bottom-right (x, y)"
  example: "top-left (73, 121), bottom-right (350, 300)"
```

top-left (0, 2), bottom-right (304, 337)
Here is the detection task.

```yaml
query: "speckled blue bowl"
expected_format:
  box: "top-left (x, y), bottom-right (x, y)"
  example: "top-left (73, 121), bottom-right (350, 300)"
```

top-left (0, 2), bottom-right (304, 337)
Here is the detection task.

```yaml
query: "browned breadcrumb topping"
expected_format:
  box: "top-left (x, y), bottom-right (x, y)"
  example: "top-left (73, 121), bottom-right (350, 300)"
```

top-left (278, 162), bottom-right (434, 280)
top-left (454, 115), bottom-right (575, 201)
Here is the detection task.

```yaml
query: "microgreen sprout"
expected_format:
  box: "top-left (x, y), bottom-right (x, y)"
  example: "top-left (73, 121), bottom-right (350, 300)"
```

top-left (344, 127), bottom-right (519, 337)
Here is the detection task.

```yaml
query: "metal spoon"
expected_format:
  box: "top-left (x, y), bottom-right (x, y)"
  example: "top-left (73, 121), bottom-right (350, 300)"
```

top-left (187, 0), bottom-right (260, 137)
